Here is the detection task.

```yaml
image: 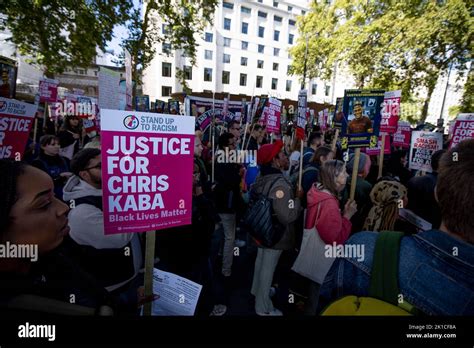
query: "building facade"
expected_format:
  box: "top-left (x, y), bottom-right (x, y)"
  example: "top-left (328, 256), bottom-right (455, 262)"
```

top-left (143, 0), bottom-right (348, 104)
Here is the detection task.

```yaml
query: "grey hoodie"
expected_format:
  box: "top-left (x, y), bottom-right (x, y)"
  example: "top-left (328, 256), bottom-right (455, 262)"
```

top-left (63, 175), bottom-right (142, 291)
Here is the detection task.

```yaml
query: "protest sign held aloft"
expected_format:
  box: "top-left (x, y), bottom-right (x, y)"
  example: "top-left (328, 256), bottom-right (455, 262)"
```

top-left (101, 110), bottom-right (195, 235)
top-left (135, 96), bottom-right (150, 112)
top-left (332, 97), bottom-right (344, 130)
top-left (263, 97), bottom-right (282, 134)
top-left (0, 97), bottom-right (38, 159)
top-left (39, 78), bottom-right (59, 103)
top-left (409, 131), bottom-right (443, 173)
top-left (341, 89), bottom-right (385, 149)
top-left (380, 90), bottom-right (401, 134)
top-left (392, 121), bottom-right (411, 148)
top-left (449, 113), bottom-right (474, 149)
top-left (365, 132), bottom-right (391, 156)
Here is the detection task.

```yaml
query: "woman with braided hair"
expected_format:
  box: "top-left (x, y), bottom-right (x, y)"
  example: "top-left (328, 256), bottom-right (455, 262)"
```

top-left (363, 179), bottom-right (408, 232)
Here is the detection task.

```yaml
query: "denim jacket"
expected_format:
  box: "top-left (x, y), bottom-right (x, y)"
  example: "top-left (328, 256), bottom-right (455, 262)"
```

top-left (318, 230), bottom-right (474, 315)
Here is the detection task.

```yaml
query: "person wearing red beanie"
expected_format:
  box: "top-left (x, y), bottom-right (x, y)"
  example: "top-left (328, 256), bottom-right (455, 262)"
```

top-left (250, 140), bottom-right (303, 316)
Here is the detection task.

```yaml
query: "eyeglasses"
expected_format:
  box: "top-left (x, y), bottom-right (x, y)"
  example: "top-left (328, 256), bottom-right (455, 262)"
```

top-left (84, 163), bottom-right (101, 170)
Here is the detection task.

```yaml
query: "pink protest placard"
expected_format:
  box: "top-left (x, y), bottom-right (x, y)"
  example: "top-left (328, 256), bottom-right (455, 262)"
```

top-left (101, 110), bottom-right (195, 235)
top-left (323, 108), bottom-right (329, 131)
top-left (380, 90), bottom-right (401, 134)
top-left (0, 97), bottom-right (38, 159)
top-left (449, 113), bottom-right (474, 149)
top-left (393, 121), bottom-right (411, 148)
top-left (39, 78), bottom-right (59, 103)
top-left (365, 132), bottom-right (391, 155)
top-left (318, 111), bottom-right (324, 130)
top-left (265, 98), bottom-right (282, 134)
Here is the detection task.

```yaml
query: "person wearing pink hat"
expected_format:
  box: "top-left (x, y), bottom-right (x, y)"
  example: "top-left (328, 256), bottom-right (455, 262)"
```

top-left (250, 140), bottom-right (304, 316)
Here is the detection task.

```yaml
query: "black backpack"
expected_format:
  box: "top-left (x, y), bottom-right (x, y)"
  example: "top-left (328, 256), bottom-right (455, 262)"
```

top-left (242, 176), bottom-right (286, 248)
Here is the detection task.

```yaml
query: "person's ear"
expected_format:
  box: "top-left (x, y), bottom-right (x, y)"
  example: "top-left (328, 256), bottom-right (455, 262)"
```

top-left (79, 170), bottom-right (88, 182)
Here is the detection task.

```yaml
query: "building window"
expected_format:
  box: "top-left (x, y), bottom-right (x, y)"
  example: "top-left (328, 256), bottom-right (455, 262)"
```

top-left (258, 0), bottom-right (263, 2)
top-left (287, 65), bottom-right (291, 74)
top-left (205, 32), bottom-right (213, 42)
top-left (274, 48), bottom-right (280, 56)
top-left (162, 43), bottom-right (171, 53)
top-left (241, 41), bottom-right (248, 50)
top-left (258, 26), bottom-right (265, 38)
top-left (288, 5), bottom-right (293, 12)
top-left (241, 6), bottom-right (251, 14)
top-left (162, 24), bottom-right (169, 34)
top-left (162, 62), bottom-right (172, 77)
top-left (258, 11), bottom-right (267, 18)
top-left (256, 76), bottom-right (263, 88)
top-left (271, 78), bottom-right (278, 90)
top-left (241, 57), bottom-right (248, 66)
top-left (242, 22), bottom-right (248, 34)
top-left (204, 68), bottom-right (212, 82)
top-left (273, 1), bottom-right (278, 7)
top-left (274, 15), bottom-right (282, 22)
top-left (224, 37), bottom-right (231, 47)
top-left (312, 83), bottom-right (317, 95)
top-left (257, 60), bottom-right (264, 69)
top-left (223, 2), bottom-right (234, 9)
top-left (325, 85), bottom-right (331, 96)
top-left (224, 18), bottom-right (231, 30)
top-left (302, 10), bottom-right (306, 15)
top-left (240, 73), bottom-right (247, 86)
top-left (222, 71), bottom-right (230, 84)
top-left (289, 19), bottom-right (296, 26)
top-left (273, 62), bottom-right (279, 71)
top-left (184, 66), bottom-right (192, 80)
top-left (204, 50), bottom-right (213, 60)
top-left (162, 86), bottom-right (172, 97)
top-left (223, 53), bottom-right (231, 63)
top-left (258, 44), bottom-right (264, 53)
top-left (286, 80), bottom-right (292, 92)
top-left (274, 30), bottom-right (280, 41)
top-left (288, 34), bottom-right (294, 45)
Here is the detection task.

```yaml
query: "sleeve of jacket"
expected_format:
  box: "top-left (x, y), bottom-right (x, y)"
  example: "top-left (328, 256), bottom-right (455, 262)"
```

top-left (316, 198), bottom-right (352, 244)
top-left (68, 205), bottom-right (133, 249)
top-left (270, 179), bottom-right (301, 225)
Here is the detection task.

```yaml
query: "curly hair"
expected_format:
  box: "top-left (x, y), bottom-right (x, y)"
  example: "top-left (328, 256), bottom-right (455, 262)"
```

top-left (0, 160), bottom-right (28, 236)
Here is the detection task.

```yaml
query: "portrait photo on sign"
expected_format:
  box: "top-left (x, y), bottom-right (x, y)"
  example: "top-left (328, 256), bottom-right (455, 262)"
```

top-left (341, 89), bottom-right (385, 148)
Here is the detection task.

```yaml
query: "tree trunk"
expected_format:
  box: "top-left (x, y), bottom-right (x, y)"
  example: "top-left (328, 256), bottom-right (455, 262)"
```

top-left (420, 82), bottom-right (436, 123)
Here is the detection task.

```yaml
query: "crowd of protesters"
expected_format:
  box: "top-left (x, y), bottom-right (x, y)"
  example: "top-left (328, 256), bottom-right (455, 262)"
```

top-left (0, 115), bottom-right (473, 316)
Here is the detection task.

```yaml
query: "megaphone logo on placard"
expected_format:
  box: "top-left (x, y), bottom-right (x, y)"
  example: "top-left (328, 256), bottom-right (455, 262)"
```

top-left (123, 115), bottom-right (139, 130)
top-left (0, 101), bottom-right (7, 112)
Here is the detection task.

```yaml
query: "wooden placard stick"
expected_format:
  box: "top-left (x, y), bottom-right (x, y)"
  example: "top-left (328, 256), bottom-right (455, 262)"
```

top-left (143, 231), bottom-right (156, 316)
top-left (349, 147), bottom-right (361, 201)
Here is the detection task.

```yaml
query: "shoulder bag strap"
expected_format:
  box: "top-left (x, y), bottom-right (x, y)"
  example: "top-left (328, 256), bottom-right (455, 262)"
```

top-left (369, 230), bottom-right (404, 305)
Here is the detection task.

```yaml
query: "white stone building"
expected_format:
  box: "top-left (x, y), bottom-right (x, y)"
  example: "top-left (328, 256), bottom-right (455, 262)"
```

top-left (142, 0), bottom-right (350, 104)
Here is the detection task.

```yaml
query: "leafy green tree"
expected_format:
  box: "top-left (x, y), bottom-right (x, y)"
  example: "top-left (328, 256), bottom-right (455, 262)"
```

top-left (117, 0), bottom-right (218, 97)
top-left (290, 0), bottom-right (473, 122)
top-left (459, 65), bottom-right (473, 113)
top-left (0, 0), bottom-right (132, 77)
